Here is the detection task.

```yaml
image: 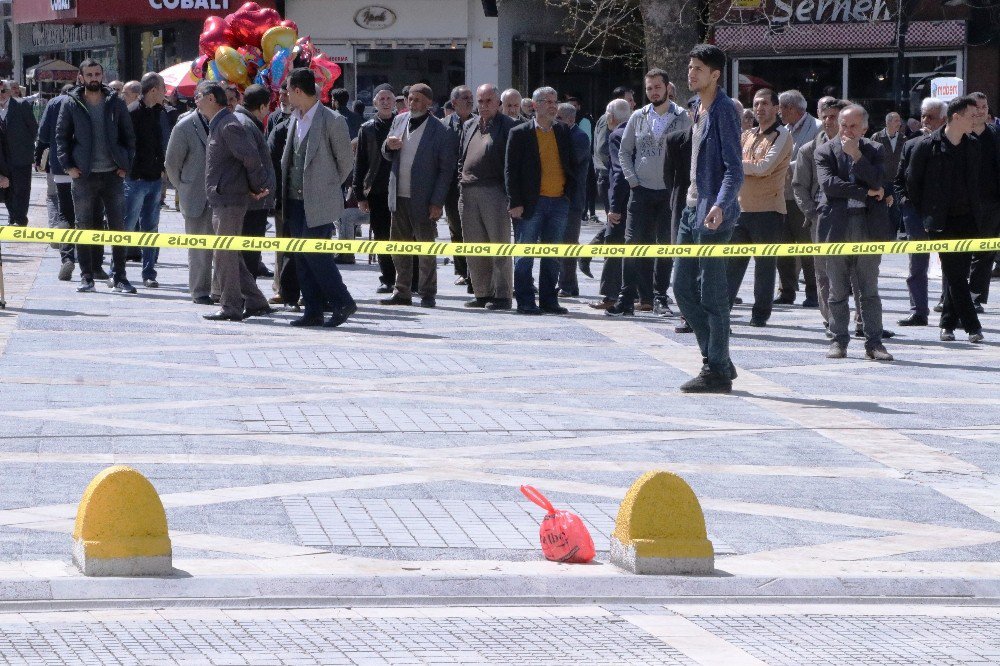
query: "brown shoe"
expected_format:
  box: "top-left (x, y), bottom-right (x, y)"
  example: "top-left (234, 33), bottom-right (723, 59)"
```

top-left (268, 295), bottom-right (284, 305)
top-left (589, 300), bottom-right (614, 310)
top-left (638, 301), bottom-right (654, 312)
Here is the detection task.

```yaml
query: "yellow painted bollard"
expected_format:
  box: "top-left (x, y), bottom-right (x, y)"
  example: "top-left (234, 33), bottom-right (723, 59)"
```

top-left (610, 471), bottom-right (714, 575)
top-left (72, 466), bottom-right (172, 576)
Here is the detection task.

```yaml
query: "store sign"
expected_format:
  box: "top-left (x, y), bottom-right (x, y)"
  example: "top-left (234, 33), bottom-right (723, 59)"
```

top-left (30, 23), bottom-right (114, 48)
top-left (931, 77), bottom-right (963, 101)
top-left (770, 0), bottom-right (892, 24)
top-left (50, 0), bottom-right (73, 10)
top-left (354, 5), bottom-right (396, 30)
top-left (148, 0), bottom-right (230, 8)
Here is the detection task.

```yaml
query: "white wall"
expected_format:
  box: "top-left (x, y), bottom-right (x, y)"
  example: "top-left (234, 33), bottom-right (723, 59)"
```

top-left (465, 0), bottom-right (498, 90)
top-left (288, 0), bottom-right (469, 42)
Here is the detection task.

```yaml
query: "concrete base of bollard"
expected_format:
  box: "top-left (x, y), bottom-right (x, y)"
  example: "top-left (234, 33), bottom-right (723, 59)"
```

top-left (610, 537), bottom-right (715, 575)
top-left (73, 540), bottom-right (172, 577)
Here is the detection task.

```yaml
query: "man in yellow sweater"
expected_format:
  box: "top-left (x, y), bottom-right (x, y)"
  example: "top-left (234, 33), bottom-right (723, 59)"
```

top-left (726, 88), bottom-right (793, 327)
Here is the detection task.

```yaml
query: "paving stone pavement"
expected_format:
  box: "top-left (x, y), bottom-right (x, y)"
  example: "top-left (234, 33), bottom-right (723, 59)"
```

top-left (0, 175), bottom-right (999, 661)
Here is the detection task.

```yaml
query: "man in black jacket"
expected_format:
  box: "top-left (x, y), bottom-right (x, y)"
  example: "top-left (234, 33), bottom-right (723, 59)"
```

top-left (124, 72), bottom-right (167, 288)
top-left (56, 58), bottom-right (137, 294)
top-left (234, 85), bottom-right (277, 281)
top-left (969, 92), bottom-right (1000, 310)
top-left (354, 85), bottom-right (396, 293)
top-left (0, 79), bottom-right (39, 226)
top-left (591, 99), bottom-right (632, 310)
top-left (504, 86), bottom-right (576, 315)
top-left (906, 95), bottom-right (985, 343)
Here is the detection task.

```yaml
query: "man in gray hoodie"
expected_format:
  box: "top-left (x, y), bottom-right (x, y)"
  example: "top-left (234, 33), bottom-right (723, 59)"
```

top-left (605, 69), bottom-right (691, 317)
top-left (197, 80), bottom-right (272, 322)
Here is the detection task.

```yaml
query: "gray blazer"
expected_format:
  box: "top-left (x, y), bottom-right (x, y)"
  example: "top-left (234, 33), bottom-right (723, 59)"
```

top-left (791, 132), bottom-right (827, 222)
top-left (381, 112), bottom-right (458, 214)
top-left (164, 110), bottom-right (209, 219)
top-left (280, 104), bottom-right (353, 228)
top-left (871, 129), bottom-right (905, 182)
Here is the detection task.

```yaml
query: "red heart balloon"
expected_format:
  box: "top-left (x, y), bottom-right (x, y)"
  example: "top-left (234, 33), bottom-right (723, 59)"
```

top-left (280, 19), bottom-right (299, 32)
top-left (226, 2), bottom-right (282, 47)
top-left (199, 16), bottom-right (233, 59)
top-left (310, 55), bottom-right (342, 104)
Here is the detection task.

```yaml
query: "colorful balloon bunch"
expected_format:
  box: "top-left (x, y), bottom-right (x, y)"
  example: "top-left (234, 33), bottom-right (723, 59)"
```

top-left (192, 3), bottom-right (342, 103)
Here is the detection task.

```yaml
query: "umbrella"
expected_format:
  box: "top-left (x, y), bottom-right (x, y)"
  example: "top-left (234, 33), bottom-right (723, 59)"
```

top-left (160, 61), bottom-right (199, 98)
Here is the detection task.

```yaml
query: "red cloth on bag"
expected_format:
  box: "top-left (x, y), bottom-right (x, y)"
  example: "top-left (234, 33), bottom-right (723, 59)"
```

top-left (520, 485), bottom-right (595, 564)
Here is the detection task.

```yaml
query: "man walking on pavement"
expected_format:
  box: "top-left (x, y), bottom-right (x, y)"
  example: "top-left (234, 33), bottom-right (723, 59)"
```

top-left (355, 86), bottom-right (398, 295)
top-left (380, 83), bottom-right (457, 309)
top-left (894, 97), bottom-right (947, 327)
top-left (444, 85), bottom-right (475, 289)
top-left (556, 101), bottom-right (593, 298)
top-left (56, 58), bottom-right (137, 294)
top-left (775, 89), bottom-right (819, 307)
top-left (505, 86), bottom-right (577, 315)
top-left (815, 104), bottom-right (894, 361)
top-left (280, 68), bottom-right (358, 328)
top-left (0, 79), bottom-right (38, 227)
top-left (165, 89), bottom-right (215, 305)
top-left (605, 68), bottom-right (691, 317)
top-left (906, 95), bottom-right (986, 344)
top-left (457, 84), bottom-right (517, 311)
top-left (726, 88), bottom-right (792, 327)
top-left (673, 45), bottom-right (744, 393)
top-left (197, 81), bottom-right (271, 322)
top-left (124, 72), bottom-right (167, 289)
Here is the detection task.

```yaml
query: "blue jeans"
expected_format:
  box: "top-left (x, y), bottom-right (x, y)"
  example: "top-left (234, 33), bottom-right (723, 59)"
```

top-left (673, 206), bottom-right (734, 377)
top-left (900, 201), bottom-right (929, 317)
top-left (124, 178), bottom-right (162, 280)
top-left (285, 199), bottom-right (355, 319)
top-left (513, 196), bottom-right (569, 308)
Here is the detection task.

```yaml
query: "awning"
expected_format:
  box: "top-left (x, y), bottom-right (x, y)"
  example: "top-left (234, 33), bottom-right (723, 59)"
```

top-left (715, 20), bottom-right (966, 55)
top-left (26, 59), bottom-right (79, 82)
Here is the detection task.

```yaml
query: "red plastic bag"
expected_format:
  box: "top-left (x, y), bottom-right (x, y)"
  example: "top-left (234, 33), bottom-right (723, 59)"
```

top-left (520, 485), bottom-right (595, 564)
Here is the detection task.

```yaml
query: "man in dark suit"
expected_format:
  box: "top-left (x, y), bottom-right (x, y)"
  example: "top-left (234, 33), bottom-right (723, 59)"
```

top-left (906, 96), bottom-right (985, 343)
top-left (871, 111), bottom-right (906, 241)
top-left (0, 79), bottom-right (38, 226)
top-left (663, 122), bottom-right (693, 331)
top-left (505, 86), bottom-right (577, 315)
top-left (969, 92), bottom-right (1000, 311)
top-left (380, 83), bottom-right (458, 308)
top-left (815, 104), bottom-right (893, 361)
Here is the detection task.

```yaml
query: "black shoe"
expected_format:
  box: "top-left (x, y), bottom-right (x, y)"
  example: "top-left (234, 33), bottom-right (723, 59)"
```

top-left (256, 264), bottom-right (274, 278)
top-left (465, 298), bottom-right (490, 308)
top-left (801, 298), bottom-right (819, 308)
top-left (485, 298), bottom-right (512, 310)
top-left (540, 304), bottom-right (568, 315)
top-left (733, 296), bottom-right (743, 305)
top-left (335, 254), bottom-right (356, 265)
top-left (289, 315), bottom-right (324, 327)
top-left (517, 304), bottom-right (543, 315)
top-left (143, 279), bottom-right (159, 288)
top-left (897, 314), bottom-right (928, 326)
top-left (773, 295), bottom-right (795, 305)
top-left (557, 289), bottom-right (578, 298)
top-left (975, 303), bottom-right (985, 314)
top-left (192, 296), bottom-right (213, 305)
top-left (883, 329), bottom-right (895, 339)
top-left (58, 262), bottom-right (74, 281)
top-left (379, 294), bottom-right (413, 306)
top-left (112, 279), bottom-right (137, 294)
top-left (203, 308), bottom-right (244, 321)
top-left (605, 302), bottom-right (635, 317)
top-left (748, 318), bottom-right (767, 327)
top-left (675, 320), bottom-right (693, 334)
top-left (376, 284), bottom-right (393, 294)
top-left (211, 294), bottom-right (221, 304)
top-left (578, 258), bottom-right (593, 278)
top-left (854, 325), bottom-right (865, 339)
top-left (77, 278), bottom-right (96, 293)
top-left (653, 299), bottom-right (675, 317)
top-left (680, 370), bottom-right (732, 394)
top-left (324, 302), bottom-right (357, 328)
top-left (420, 296), bottom-right (436, 308)
top-left (242, 304), bottom-right (273, 318)
top-left (933, 302), bottom-right (944, 313)
top-left (94, 268), bottom-right (110, 281)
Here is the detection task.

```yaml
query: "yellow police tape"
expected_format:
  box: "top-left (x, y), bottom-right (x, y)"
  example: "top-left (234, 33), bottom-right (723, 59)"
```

top-left (1, 226), bottom-right (999, 258)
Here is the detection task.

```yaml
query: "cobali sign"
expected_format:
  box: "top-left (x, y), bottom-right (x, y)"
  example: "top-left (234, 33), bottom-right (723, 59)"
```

top-left (50, 0), bottom-right (73, 10)
top-left (354, 5), bottom-right (397, 30)
top-left (148, 0), bottom-right (231, 8)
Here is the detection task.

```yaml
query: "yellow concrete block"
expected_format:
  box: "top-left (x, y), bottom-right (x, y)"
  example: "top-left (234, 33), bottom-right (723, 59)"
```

top-left (610, 470), bottom-right (714, 575)
top-left (72, 465), bottom-right (172, 576)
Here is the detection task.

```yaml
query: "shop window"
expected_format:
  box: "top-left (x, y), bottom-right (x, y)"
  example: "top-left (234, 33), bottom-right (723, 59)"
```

top-left (848, 54), bottom-right (958, 129)
top-left (736, 58), bottom-right (843, 112)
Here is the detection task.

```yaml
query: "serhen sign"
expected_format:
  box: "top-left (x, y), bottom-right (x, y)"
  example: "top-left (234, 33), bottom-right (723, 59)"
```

top-left (768, 0), bottom-right (892, 23)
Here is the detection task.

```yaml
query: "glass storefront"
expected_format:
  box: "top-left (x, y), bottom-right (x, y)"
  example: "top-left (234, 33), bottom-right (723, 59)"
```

top-left (734, 51), bottom-right (961, 130)
top-left (356, 47), bottom-right (466, 109)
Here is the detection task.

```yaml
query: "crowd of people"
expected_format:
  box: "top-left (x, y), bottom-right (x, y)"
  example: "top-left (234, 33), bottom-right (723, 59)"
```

top-left (0, 43), bottom-right (997, 394)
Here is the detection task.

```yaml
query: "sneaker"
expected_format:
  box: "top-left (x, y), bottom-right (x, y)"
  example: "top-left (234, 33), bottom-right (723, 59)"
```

top-left (58, 262), bottom-right (74, 281)
top-left (77, 278), bottom-right (96, 293)
top-left (112, 279), bottom-right (137, 294)
top-left (969, 332), bottom-right (985, 344)
top-left (605, 302), bottom-right (635, 317)
top-left (653, 299), bottom-right (674, 316)
top-left (826, 342), bottom-right (847, 359)
top-left (865, 344), bottom-right (894, 361)
top-left (940, 329), bottom-right (956, 341)
top-left (680, 370), bottom-right (732, 394)
top-left (143, 279), bottom-right (159, 288)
